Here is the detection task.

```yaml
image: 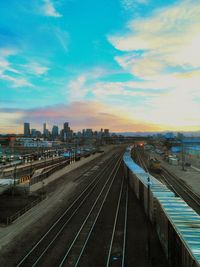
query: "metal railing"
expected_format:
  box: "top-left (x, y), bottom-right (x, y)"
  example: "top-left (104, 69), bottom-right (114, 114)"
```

top-left (2, 194), bottom-right (46, 225)
top-left (30, 160), bottom-right (70, 185)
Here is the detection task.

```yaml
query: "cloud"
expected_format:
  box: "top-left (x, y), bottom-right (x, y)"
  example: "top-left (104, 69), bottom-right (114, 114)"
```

top-left (65, 67), bottom-right (167, 104)
top-left (67, 68), bottom-right (110, 101)
top-left (41, 0), bottom-right (62, 18)
top-left (0, 48), bottom-right (18, 75)
top-left (53, 27), bottom-right (69, 53)
top-left (108, 0), bottom-right (200, 129)
top-left (23, 62), bottom-right (49, 75)
top-left (121, 0), bottom-right (149, 10)
top-left (109, 0), bottom-right (200, 78)
top-left (0, 74), bottom-right (33, 88)
top-left (0, 109), bottom-right (25, 134)
top-left (0, 48), bottom-right (33, 87)
top-left (0, 101), bottom-right (158, 133)
top-left (0, 48), bottom-right (49, 87)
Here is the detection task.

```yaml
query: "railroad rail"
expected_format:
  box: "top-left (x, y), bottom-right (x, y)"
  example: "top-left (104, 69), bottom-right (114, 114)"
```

top-left (16, 151), bottom-right (124, 266)
top-left (58, 156), bottom-right (122, 267)
top-left (106, 178), bottom-right (128, 267)
top-left (135, 147), bottom-right (200, 216)
top-left (161, 168), bottom-right (200, 214)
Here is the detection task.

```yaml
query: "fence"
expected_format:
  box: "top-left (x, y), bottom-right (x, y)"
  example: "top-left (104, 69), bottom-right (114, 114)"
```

top-left (30, 159), bottom-right (71, 185)
top-left (2, 194), bottom-right (46, 225)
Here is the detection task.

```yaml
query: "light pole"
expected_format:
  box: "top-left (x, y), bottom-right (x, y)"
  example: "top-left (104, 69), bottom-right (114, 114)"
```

top-left (147, 174), bottom-right (151, 266)
top-left (30, 156), bottom-right (33, 178)
top-left (12, 164), bottom-right (17, 196)
top-left (181, 141), bottom-right (185, 171)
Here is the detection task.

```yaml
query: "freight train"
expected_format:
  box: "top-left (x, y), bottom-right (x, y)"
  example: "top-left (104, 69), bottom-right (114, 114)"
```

top-left (124, 149), bottom-right (200, 267)
top-left (149, 158), bottom-right (162, 173)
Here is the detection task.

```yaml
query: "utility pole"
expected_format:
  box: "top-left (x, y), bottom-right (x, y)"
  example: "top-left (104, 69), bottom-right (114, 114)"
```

top-left (181, 141), bottom-right (185, 171)
top-left (30, 155), bottom-right (33, 178)
top-left (147, 174), bottom-right (151, 266)
top-left (12, 164), bottom-right (17, 196)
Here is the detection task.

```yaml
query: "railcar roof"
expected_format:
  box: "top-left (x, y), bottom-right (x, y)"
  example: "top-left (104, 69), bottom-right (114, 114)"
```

top-left (157, 196), bottom-right (200, 264)
top-left (124, 149), bottom-right (200, 265)
top-left (123, 152), bottom-right (145, 174)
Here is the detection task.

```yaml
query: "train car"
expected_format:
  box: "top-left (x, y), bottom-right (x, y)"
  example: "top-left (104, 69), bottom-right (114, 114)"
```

top-left (156, 196), bottom-right (200, 267)
top-left (149, 158), bottom-right (162, 173)
top-left (123, 149), bottom-right (200, 267)
top-left (75, 150), bottom-right (81, 161)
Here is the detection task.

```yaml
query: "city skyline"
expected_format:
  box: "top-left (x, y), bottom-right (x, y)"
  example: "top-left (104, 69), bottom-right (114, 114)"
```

top-left (22, 121), bottom-right (110, 137)
top-left (0, 0), bottom-right (200, 133)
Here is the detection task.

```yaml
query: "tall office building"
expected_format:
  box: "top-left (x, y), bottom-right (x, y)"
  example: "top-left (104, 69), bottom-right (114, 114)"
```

top-left (43, 122), bottom-right (49, 138)
top-left (24, 123), bottom-right (30, 137)
top-left (104, 129), bottom-right (110, 137)
top-left (63, 122), bottom-right (71, 141)
top-left (31, 128), bottom-right (37, 138)
top-left (63, 122), bottom-right (69, 132)
top-left (52, 125), bottom-right (59, 140)
top-left (43, 122), bottom-right (47, 135)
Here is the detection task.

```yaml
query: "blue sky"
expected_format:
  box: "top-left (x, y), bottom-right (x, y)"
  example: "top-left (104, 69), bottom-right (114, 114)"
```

top-left (0, 0), bottom-right (200, 133)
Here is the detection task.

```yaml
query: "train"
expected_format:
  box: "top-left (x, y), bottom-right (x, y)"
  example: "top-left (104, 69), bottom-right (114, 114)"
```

top-left (123, 149), bottom-right (200, 267)
top-left (149, 158), bottom-right (162, 173)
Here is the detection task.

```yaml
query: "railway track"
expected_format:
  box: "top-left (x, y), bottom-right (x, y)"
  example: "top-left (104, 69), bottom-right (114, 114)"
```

top-left (134, 148), bottom-right (200, 215)
top-left (106, 179), bottom-right (128, 267)
top-left (77, 163), bottom-right (128, 267)
top-left (161, 168), bottom-right (200, 214)
top-left (58, 156), bottom-right (122, 267)
top-left (16, 151), bottom-right (126, 266)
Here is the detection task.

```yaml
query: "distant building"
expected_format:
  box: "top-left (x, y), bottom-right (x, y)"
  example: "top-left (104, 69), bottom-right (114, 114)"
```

top-left (85, 129), bottom-right (93, 138)
top-left (165, 132), bottom-right (174, 139)
top-left (0, 134), bottom-right (16, 146)
top-left (52, 125), bottom-right (59, 140)
top-left (177, 132), bottom-right (184, 140)
top-left (104, 129), bottom-right (110, 137)
top-left (63, 122), bottom-right (69, 132)
top-left (16, 138), bottom-right (53, 147)
top-left (76, 131), bottom-right (82, 138)
top-left (31, 129), bottom-right (37, 138)
top-left (24, 123), bottom-right (30, 137)
top-left (62, 122), bottom-right (72, 141)
top-left (43, 122), bottom-right (49, 138)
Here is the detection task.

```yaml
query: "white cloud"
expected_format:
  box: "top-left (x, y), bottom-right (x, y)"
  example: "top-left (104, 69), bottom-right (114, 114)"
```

top-left (1, 74), bottom-right (33, 88)
top-left (108, 0), bottom-right (200, 129)
top-left (0, 48), bottom-right (19, 75)
top-left (54, 27), bottom-right (69, 52)
top-left (0, 48), bottom-right (33, 87)
top-left (67, 67), bottom-right (111, 101)
top-left (68, 74), bottom-right (88, 101)
top-left (110, 0), bottom-right (200, 76)
top-left (121, 0), bottom-right (149, 10)
top-left (41, 0), bottom-right (62, 18)
top-left (24, 62), bottom-right (49, 75)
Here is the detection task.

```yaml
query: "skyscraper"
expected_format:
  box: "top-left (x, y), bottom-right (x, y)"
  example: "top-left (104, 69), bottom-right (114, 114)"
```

top-left (52, 125), bottom-right (59, 140)
top-left (63, 122), bottom-right (71, 141)
top-left (43, 122), bottom-right (49, 138)
top-left (24, 123), bottom-right (30, 137)
top-left (63, 122), bottom-right (69, 132)
top-left (43, 122), bottom-right (47, 135)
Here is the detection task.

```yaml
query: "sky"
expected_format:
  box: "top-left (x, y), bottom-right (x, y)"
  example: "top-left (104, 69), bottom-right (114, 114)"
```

top-left (0, 0), bottom-right (200, 133)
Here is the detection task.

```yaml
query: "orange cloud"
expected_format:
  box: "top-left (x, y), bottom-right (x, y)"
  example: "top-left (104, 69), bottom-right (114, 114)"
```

top-left (0, 101), bottom-right (160, 133)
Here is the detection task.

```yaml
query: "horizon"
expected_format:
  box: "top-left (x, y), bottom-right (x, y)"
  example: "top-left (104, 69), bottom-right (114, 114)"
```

top-left (0, 0), bottom-right (200, 132)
